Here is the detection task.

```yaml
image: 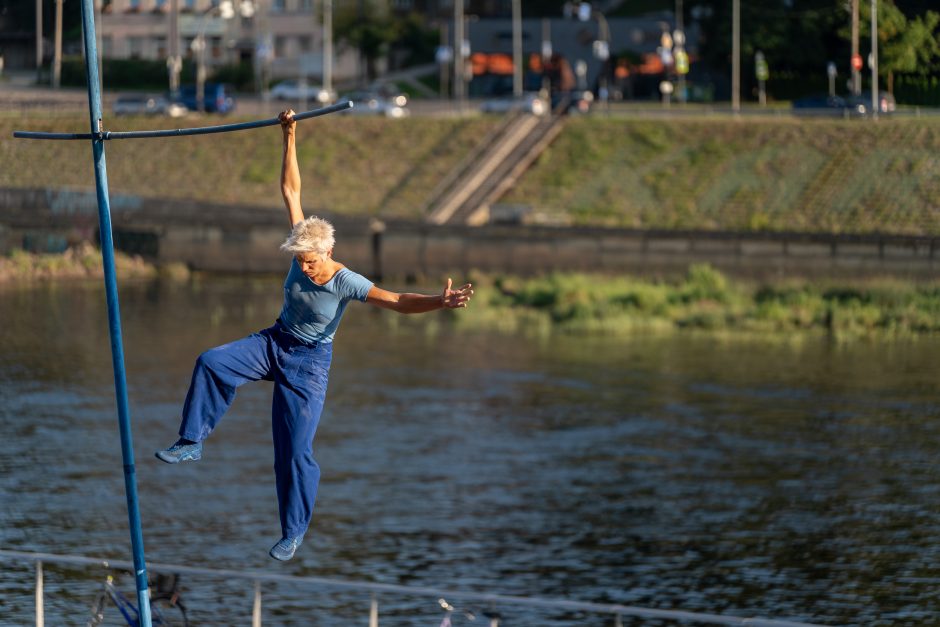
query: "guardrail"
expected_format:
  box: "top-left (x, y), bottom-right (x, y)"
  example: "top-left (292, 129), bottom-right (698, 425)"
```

top-left (0, 549), bottom-right (823, 627)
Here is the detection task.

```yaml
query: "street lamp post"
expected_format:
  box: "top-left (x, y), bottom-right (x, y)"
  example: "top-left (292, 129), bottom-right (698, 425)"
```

top-left (870, 0), bottom-right (878, 119)
top-left (851, 0), bottom-right (860, 95)
top-left (675, 0), bottom-right (686, 103)
top-left (565, 2), bottom-right (610, 110)
top-left (168, 0), bottom-right (181, 97)
top-left (512, 0), bottom-right (522, 98)
top-left (323, 0), bottom-right (333, 101)
top-left (437, 23), bottom-right (451, 98)
top-left (454, 0), bottom-right (464, 109)
top-left (36, 0), bottom-right (43, 81)
top-left (755, 50), bottom-right (768, 106)
top-left (53, 0), bottom-right (63, 88)
top-left (462, 14), bottom-right (477, 109)
top-left (731, 0), bottom-right (740, 111)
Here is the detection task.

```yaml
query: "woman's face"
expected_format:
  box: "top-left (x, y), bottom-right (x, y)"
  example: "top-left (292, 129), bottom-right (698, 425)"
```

top-left (296, 250), bottom-right (331, 280)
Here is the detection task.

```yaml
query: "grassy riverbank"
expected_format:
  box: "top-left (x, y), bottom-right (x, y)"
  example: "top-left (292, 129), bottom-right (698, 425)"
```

top-left (5, 248), bottom-right (938, 337)
top-left (0, 115), bottom-right (499, 219)
top-left (504, 117), bottom-right (940, 235)
top-left (3, 115), bottom-right (938, 233)
top-left (0, 243), bottom-right (186, 282)
top-left (457, 265), bottom-right (940, 338)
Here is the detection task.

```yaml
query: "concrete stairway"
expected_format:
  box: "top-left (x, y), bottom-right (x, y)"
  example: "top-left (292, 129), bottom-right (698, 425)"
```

top-left (425, 112), bottom-right (566, 226)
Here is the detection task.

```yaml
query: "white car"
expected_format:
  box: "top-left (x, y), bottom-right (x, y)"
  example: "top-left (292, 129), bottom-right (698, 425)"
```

top-left (481, 93), bottom-right (547, 116)
top-left (113, 94), bottom-right (188, 117)
top-left (338, 91), bottom-right (409, 118)
top-left (268, 80), bottom-right (333, 104)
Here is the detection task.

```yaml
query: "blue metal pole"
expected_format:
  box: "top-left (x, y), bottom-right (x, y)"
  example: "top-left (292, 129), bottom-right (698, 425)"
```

top-left (78, 0), bottom-right (151, 625)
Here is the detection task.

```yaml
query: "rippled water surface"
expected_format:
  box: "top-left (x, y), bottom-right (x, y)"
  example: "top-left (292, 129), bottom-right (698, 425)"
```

top-left (1, 277), bottom-right (939, 626)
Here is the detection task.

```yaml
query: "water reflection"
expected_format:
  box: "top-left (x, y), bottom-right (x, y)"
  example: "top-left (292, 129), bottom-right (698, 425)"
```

top-left (1, 278), bottom-right (939, 625)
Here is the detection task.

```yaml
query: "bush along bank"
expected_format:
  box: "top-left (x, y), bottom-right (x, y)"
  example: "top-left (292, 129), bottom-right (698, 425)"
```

top-left (0, 243), bottom-right (188, 283)
top-left (456, 265), bottom-right (940, 338)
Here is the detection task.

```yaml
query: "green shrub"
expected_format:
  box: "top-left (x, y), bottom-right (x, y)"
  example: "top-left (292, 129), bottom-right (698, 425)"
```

top-left (61, 57), bottom-right (196, 90)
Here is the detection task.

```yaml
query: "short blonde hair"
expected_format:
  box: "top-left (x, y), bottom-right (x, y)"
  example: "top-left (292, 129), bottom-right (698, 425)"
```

top-left (280, 216), bottom-right (335, 256)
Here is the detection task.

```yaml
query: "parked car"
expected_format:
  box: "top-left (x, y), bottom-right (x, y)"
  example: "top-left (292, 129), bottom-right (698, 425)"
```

top-left (113, 94), bottom-right (188, 117)
top-left (792, 94), bottom-right (857, 117)
top-left (268, 80), bottom-right (334, 105)
top-left (368, 81), bottom-right (408, 108)
top-left (175, 84), bottom-right (236, 114)
top-left (338, 91), bottom-right (409, 118)
top-left (792, 92), bottom-right (895, 117)
top-left (481, 92), bottom-right (547, 116)
top-left (846, 91), bottom-right (896, 116)
top-left (550, 89), bottom-right (593, 115)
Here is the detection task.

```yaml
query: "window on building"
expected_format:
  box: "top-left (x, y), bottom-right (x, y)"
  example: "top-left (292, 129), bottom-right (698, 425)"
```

top-left (298, 0), bottom-right (313, 10)
top-left (183, 0), bottom-right (196, 9)
top-left (297, 35), bottom-right (312, 53)
top-left (155, 0), bottom-right (167, 10)
top-left (102, 36), bottom-right (113, 57)
top-left (128, 36), bottom-right (143, 58)
top-left (271, 0), bottom-right (286, 12)
top-left (154, 36), bottom-right (167, 58)
top-left (127, 0), bottom-right (140, 10)
top-left (274, 36), bottom-right (288, 58)
top-left (211, 36), bottom-right (223, 59)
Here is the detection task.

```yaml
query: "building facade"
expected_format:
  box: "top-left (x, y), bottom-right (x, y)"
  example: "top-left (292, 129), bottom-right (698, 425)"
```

top-left (100, 0), bottom-right (359, 84)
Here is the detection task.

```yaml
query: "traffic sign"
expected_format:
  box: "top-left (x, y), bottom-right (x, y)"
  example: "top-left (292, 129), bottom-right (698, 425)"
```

top-left (755, 51), bottom-right (769, 81)
top-left (675, 49), bottom-right (689, 75)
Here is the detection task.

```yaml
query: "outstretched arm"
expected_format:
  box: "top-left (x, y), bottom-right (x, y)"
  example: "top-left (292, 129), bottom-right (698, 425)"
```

top-left (366, 279), bottom-right (473, 314)
top-left (279, 109), bottom-right (304, 227)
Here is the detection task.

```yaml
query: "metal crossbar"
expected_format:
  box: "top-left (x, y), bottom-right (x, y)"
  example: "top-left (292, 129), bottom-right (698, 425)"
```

top-left (0, 549), bottom-right (823, 627)
top-left (12, 101), bottom-right (354, 141)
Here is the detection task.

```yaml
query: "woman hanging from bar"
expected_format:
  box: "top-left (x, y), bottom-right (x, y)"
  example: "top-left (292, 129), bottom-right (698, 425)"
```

top-left (155, 109), bottom-right (474, 561)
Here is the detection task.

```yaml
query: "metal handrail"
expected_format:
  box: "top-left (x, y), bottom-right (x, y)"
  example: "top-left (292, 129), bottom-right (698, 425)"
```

top-left (0, 549), bottom-right (822, 627)
top-left (11, 101), bottom-right (353, 141)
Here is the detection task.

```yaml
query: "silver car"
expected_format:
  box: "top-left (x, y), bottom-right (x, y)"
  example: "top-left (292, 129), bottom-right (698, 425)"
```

top-left (113, 94), bottom-right (187, 117)
top-left (268, 80), bottom-right (334, 105)
top-left (339, 91), bottom-right (409, 118)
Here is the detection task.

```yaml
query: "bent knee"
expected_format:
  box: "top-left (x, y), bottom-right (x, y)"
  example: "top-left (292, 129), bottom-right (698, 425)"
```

top-left (195, 348), bottom-right (225, 371)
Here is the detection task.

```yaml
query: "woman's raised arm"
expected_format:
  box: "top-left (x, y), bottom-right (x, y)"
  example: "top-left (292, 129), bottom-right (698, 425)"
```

top-left (279, 109), bottom-right (304, 227)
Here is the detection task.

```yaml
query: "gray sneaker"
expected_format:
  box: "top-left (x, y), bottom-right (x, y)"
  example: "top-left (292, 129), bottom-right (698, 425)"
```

top-left (155, 439), bottom-right (203, 464)
top-left (269, 534), bottom-right (304, 561)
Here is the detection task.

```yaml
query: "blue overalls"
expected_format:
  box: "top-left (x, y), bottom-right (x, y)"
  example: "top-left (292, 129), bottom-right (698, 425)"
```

top-left (177, 260), bottom-right (373, 540)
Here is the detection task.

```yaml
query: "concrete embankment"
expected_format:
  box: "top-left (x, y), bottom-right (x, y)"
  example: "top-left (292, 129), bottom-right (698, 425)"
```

top-left (2, 187), bottom-right (938, 281)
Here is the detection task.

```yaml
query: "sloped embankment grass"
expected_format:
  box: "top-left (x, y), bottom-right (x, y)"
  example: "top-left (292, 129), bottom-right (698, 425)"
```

top-left (457, 265), bottom-right (940, 337)
top-left (0, 115), bottom-right (499, 219)
top-left (504, 117), bottom-right (940, 235)
top-left (3, 114), bottom-right (938, 234)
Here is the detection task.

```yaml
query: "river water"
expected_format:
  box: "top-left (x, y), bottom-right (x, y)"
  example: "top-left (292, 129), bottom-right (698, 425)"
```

top-left (1, 276), bottom-right (938, 626)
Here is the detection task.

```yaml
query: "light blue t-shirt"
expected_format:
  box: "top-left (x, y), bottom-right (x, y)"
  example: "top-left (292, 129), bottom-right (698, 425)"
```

top-left (278, 259), bottom-right (374, 344)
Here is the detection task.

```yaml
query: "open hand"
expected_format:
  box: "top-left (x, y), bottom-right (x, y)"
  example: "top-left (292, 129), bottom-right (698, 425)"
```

top-left (442, 278), bottom-right (473, 309)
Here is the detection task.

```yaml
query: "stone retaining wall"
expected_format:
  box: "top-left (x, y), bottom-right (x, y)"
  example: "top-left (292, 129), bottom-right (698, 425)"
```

top-left (2, 187), bottom-right (937, 280)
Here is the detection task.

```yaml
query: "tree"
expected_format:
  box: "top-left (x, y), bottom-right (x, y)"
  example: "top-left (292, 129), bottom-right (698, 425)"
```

top-left (854, 0), bottom-right (940, 93)
top-left (694, 0), bottom-right (846, 93)
top-left (334, 0), bottom-right (399, 82)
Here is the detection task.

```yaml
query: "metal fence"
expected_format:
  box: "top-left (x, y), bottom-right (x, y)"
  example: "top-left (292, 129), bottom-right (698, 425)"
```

top-left (0, 549), bottom-right (823, 627)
